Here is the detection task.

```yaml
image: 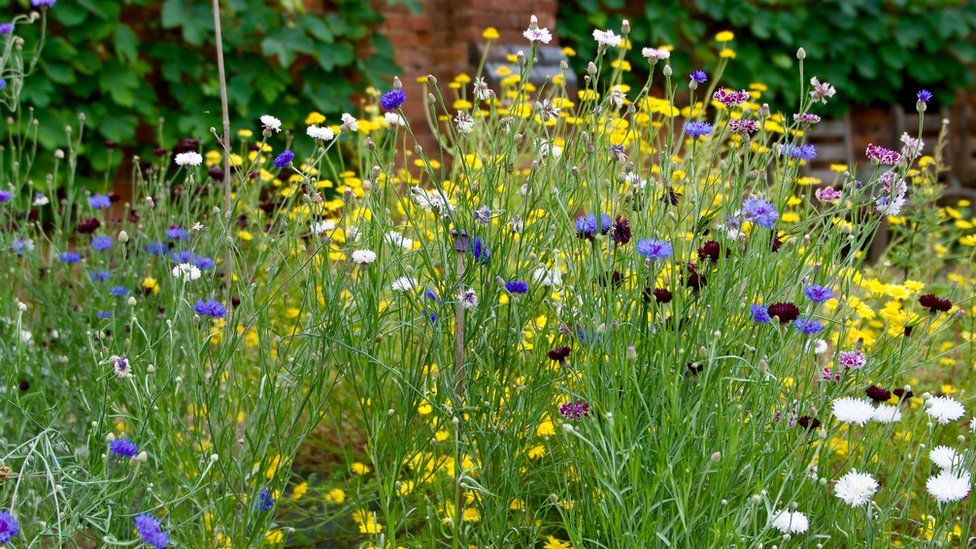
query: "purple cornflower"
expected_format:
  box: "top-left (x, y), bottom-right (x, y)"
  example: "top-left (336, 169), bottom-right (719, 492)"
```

top-left (380, 88), bottom-right (406, 111)
top-left (473, 205), bottom-right (491, 224)
top-left (504, 280), bottom-right (528, 294)
top-left (273, 150), bottom-right (294, 168)
top-left (0, 511), bottom-right (19, 544)
top-left (742, 196), bottom-right (778, 229)
top-left (803, 284), bottom-right (834, 303)
top-left (59, 251), bottom-right (81, 263)
top-left (194, 298), bottom-right (226, 319)
top-left (193, 256), bottom-right (215, 270)
top-left (31, 0), bottom-right (56, 7)
top-left (838, 350), bottom-right (866, 369)
top-left (109, 437), bottom-right (138, 458)
top-left (144, 241), bottom-right (168, 255)
top-left (684, 121), bottom-right (713, 138)
top-left (109, 286), bottom-right (129, 297)
top-left (559, 399), bottom-right (590, 421)
top-left (470, 236), bottom-right (489, 265)
top-left (0, 190), bottom-right (10, 202)
top-left (88, 194), bottom-right (112, 209)
top-left (134, 514), bottom-right (169, 548)
top-left (750, 303), bottom-right (771, 323)
top-left (865, 143), bottom-right (902, 165)
top-left (792, 317), bottom-right (823, 335)
top-left (0, 23), bottom-right (13, 35)
top-left (917, 89), bottom-right (933, 103)
top-left (712, 88), bottom-right (750, 107)
top-left (257, 488), bottom-right (275, 511)
top-left (91, 236), bottom-right (113, 251)
top-left (165, 226), bottom-right (189, 240)
top-left (90, 270), bottom-right (111, 282)
top-left (689, 69), bottom-right (708, 84)
top-left (782, 143), bottom-right (817, 161)
top-left (636, 238), bottom-right (672, 260)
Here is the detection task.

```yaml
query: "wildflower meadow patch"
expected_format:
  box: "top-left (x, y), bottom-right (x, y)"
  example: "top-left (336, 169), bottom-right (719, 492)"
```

top-left (1, 5), bottom-right (975, 548)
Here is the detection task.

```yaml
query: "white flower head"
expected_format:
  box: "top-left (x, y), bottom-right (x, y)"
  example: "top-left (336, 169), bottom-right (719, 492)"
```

top-left (32, 193), bottom-right (49, 206)
top-left (307, 125), bottom-right (335, 141)
top-left (813, 339), bottom-right (828, 355)
top-left (593, 29), bottom-right (622, 48)
top-left (410, 186), bottom-right (453, 217)
top-left (929, 446), bottom-right (963, 470)
top-left (340, 113), bottom-right (359, 133)
top-left (111, 355), bottom-right (132, 379)
top-left (926, 396), bottom-right (966, 425)
top-left (383, 112), bottom-right (406, 127)
top-left (351, 249), bottom-right (377, 265)
top-left (771, 510), bottom-right (809, 535)
top-left (454, 110), bottom-right (474, 134)
top-left (834, 470), bottom-right (878, 507)
top-left (175, 151), bottom-right (203, 167)
top-left (311, 220), bottom-right (337, 235)
top-left (641, 47), bottom-right (670, 61)
top-left (458, 288), bottom-right (479, 309)
top-left (926, 470), bottom-right (971, 503)
top-left (831, 397), bottom-right (876, 426)
top-left (260, 114), bottom-right (282, 133)
top-left (172, 262), bottom-right (201, 281)
top-left (523, 16), bottom-right (552, 44)
top-left (385, 230), bottom-right (414, 250)
top-left (391, 276), bottom-right (418, 292)
top-left (532, 266), bottom-right (563, 287)
top-left (872, 404), bottom-right (902, 424)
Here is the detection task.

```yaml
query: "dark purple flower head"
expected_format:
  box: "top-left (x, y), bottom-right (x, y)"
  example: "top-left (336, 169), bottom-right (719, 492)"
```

top-left (917, 89), bottom-right (933, 103)
top-left (893, 387), bottom-right (914, 403)
top-left (918, 293), bottom-right (951, 313)
top-left (684, 121), bottom-right (713, 138)
top-left (866, 385), bottom-right (891, 403)
top-left (636, 238), bottom-right (672, 260)
top-left (689, 69), bottom-right (708, 83)
top-left (91, 236), bottom-right (113, 251)
top-left (77, 217), bottom-right (101, 234)
top-left (611, 215), bottom-right (631, 245)
top-left (792, 317), bottom-right (822, 335)
top-left (380, 88), bottom-right (406, 111)
top-left (134, 514), bottom-right (169, 548)
top-left (109, 437), bottom-right (138, 458)
top-left (194, 298), bottom-right (226, 319)
top-left (504, 280), bottom-right (528, 294)
top-left (88, 194), bottom-right (112, 209)
top-left (652, 287), bottom-right (672, 303)
top-left (547, 346), bottom-right (571, 363)
top-left (767, 302), bottom-right (799, 324)
top-left (697, 240), bottom-right (723, 263)
top-left (559, 399), bottom-right (589, 421)
top-left (797, 415), bottom-right (821, 431)
top-left (273, 150), bottom-right (294, 168)
top-left (0, 510), bottom-right (19, 544)
top-left (803, 284), bottom-right (834, 304)
top-left (750, 304), bottom-right (771, 323)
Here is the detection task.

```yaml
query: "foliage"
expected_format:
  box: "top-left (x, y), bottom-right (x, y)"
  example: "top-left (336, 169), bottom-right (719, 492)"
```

top-left (558, 0), bottom-right (976, 113)
top-left (1, 0), bottom-right (399, 172)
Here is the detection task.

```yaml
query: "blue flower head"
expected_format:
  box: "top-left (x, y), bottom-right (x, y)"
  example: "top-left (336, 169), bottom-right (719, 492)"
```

top-left (165, 226), bottom-right (189, 240)
top-left (91, 236), bottom-right (113, 251)
top-left (31, 0), bottom-right (56, 7)
top-left (273, 150), bottom-right (294, 168)
top-left (0, 510), bottom-right (20, 544)
top-left (145, 241), bottom-right (168, 255)
top-left (917, 89), bottom-right (933, 103)
top-left (109, 286), bottom-right (129, 297)
top-left (88, 194), bottom-right (112, 209)
top-left (742, 196), bottom-right (778, 229)
top-left (59, 251), bottom-right (81, 264)
top-left (134, 514), bottom-right (169, 548)
top-left (170, 249), bottom-right (195, 263)
top-left (0, 23), bottom-right (14, 35)
top-left (109, 437), bottom-right (138, 458)
top-left (257, 488), bottom-right (275, 511)
top-left (505, 280), bottom-right (528, 294)
top-left (750, 304), bottom-right (771, 323)
top-left (193, 256), bottom-right (215, 270)
top-left (803, 284), bottom-right (834, 304)
top-left (783, 143), bottom-right (817, 161)
top-left (90, 270), bottom-right (111, 282)
top-left (793, 317), bottom-right (823, 335)
top-left (194, 298), bottom-right (226, 319)
top-left (380, 88), bottom-right (406, 111)
top-left (0, 190), bottom-right (10, 203)
top-left (690, 69), bottom-right (708, 83)
top-left (684, 121), bottom-right (713, 138)
top-left (636, 238), bottom-right (673, 260)
top-left (470, 236), bottom-right (489, 265)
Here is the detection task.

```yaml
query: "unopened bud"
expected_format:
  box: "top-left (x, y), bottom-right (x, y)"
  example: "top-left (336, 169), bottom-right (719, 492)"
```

top-left (796, 47), bottom-right (806, 60)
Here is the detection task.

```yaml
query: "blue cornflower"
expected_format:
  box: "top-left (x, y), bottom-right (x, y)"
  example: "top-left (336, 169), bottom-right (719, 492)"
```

top-left (917, 89), bottom-right (933, 103)
top-left (684, 121), bottom-right (713, 138)
top-left (144, 241), bottom-right (168, 255)
top-left (134, 514), bottom-right (169, 548)
top-left (742, 196), bottom-right (778, 229)
top-left (690, 69), bottom-right (708, 83)
top-left (0, 79), bottom-right (6, 91)
top-left (31, 0), bottom-right (56, 7)
top-left (109, 286), bottom-right (129, 297)
top-left (257, 488), bottom-right (275, 511)
top-left (783, 143), bottom-right (817, 161)
top-left (470, 236), bottom-right (489, 265)
top-left (793, 317), bottom-right (823, 335)
top-left (750, 304), bottom-right (771, 323)
top-left (170, 249), bottom-right (195, 263)
top-left (0, 510), bottom-right (19, 544)
top-left (165, 226), bottom-right (189, 240)
top-left (96, 310), bottom-right (114, 319)
top-left (91, 236), bottom-right (113, 251)
top-left (575, 214), bottom-right (611, 238)
top-left (273, 150), bottom-right (294, 168)
top-left (109, 437), bottom-right (138, 458)
top-left (0, 190), bottom-right (10, 202)
top-left (505, 280), bottom-right (529, 294)
top-left (803, 284), bottom-right (834, 303)
top-left (424, 287), bottom-right (439, 302)
top-left (380, 88), bottom-right (406, 111)
top-left (635, 238), bottom-right (673, 260)
top-left (194, 298), bottom-right (226, 319)
top-left (88, 194), bottom-right (112, 209)
top-left (0, 23), bottom-right (13, 35)
top-left (90, 270), bottom-right (111, 282)
top-left (193, 256), bottom-right (215, 270)
top-left (11, 238), bottom-right (32, 254)
top-left (59, 251), bottom-right (81, 263)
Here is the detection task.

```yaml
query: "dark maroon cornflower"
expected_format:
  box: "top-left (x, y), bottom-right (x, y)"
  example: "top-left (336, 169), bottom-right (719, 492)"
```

top-left (18, 379), bottom-right (29, 392)
top-left (686, 361), bottom-right (704, 375)
top-left (76, 218), bottom-right (101, 234)
top-left (231, 296), bottom-right (241, 307)
top-left (153, 147), bottom-right (167, 157)
top-left (767, 302), bottom-right (799, 324)
top-left (903, 325), bottom-right (913, 337)
top-left (208, 167), bottom-right (225, 180)
top-left (547, 346), bottom-right (571, 363)
top-left (600, 270), bottom-right (624, 288)
top-left (173, 138), bottom-right (201, 155)
top-left (771, 234), bottom-right (783, 252)
top-left (866, 385), bottom-right (891, 402)
top-left (697, 240), bottom-right (724, 263)
top-left (559, 400), bottom-right (589, 421)
top-left (918, 294), bottom-right (951, 313)
top-left (685, 264), bottom-right (707, 291)
top-left (892, 387), bottom-right (914, 403)
top-left (653, 287), bottom-right (672, 303)
top-left (797, 416), bottom-right (821, 431)
top-left (104, 140), bottom-right (117, 149)
top-left (611, 215), bottom-right (631, 245)
top-left (661, 187), bottom-right (680, 206)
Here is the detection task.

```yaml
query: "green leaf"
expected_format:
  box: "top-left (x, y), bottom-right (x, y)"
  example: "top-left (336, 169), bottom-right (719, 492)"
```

top-left (114, 24), bottom-right (139, 64)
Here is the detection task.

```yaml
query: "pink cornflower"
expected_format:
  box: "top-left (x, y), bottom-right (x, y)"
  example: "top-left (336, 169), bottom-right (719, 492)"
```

top-left (838, 350), bottom-right (866, 369)
top-left (794, 113), bottom-right (821, 124)
top-left (712, 88), bottom-right (750, 108)
top-left (809, 77), bottom-right (836, 104)
top-left (815, 186), bottom-right (841, 203)
top-left (728, 119), bottom-right (759, 135)
top-left (865, 143), bottom-right (902, 165)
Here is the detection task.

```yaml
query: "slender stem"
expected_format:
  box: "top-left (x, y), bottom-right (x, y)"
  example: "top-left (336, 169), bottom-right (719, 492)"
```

top-left (212, 0), bottom-right (233, 297)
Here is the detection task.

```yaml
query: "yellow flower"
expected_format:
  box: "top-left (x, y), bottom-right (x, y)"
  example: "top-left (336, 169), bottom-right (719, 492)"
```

top-left (237, 128), bottom-right (253, 139)
top-left (715, 31), bottom-right (734, 42)
top-left (265, 530), bottom-right (283, 544)
top-left (351, 462), bottom-right (371, 475)
top-left (482, 27), bottom-right (500, 40)
top-left (237, 230), bottom-right (252, 242)
top-left (352, 510), bottom-right (383, 534)
top-left (544, 536), bottom-right (572, 549)
top-left (719, 48), bottom-right (736, 59)
top-left (305, 111), bottom-right (326, 125)
top-left (325, 488), bottom-right (346, 504)
top-left (142, 277), bottom-right (159, 295)
top-left (290, 481), bottom-right (308, 501)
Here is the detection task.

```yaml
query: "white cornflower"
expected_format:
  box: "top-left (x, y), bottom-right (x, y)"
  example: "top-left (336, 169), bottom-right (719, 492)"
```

top-left (970, 417), bottom-right (976, 432)
top-left (454, 111), bottom-right (474, 134)
top-left (592, 29), bottom-right (622, 48)
top-left (532, 266), bottom-right (563, 287)
top-left (311, 220), bottom-right (337, 235)
top-left (929, 446), bottom-right (963, 470)
top-left (834, 470), bottom-right (878, 508)
top-left (385, 230), bottom-right (414, 250)
top-left (391, 277), bottom-right (418, 292)
top-left (813, 339), bottom-right (828, 354)
top-left (260, 114), bottom-right (282, 133)
top-left (111, 355), bottom-right (132, 379)
top-left (351, 249), bottom-right (376, 264)
top-left (172, 262), bottom-right (201, 281)
top-left (831, 397), bottom-right (876, 426)
top-left (926, 396), bottom-right (966, 425)
top-left (307, 125), bottom-right (335, 141)
top-left (523, 25), bottom-right (553, 44)
top-left (926, 470), bottom-right (971, 503)
top-left (384, 112), bottom-right (406, 127)
top-left (410, 186), bottom-right (453, 216)
top-left (770, 510), bottom-right (809, 535)
top-left (641, 47), bottom-right (670, 61)
top-left (473, 77), bottom-right (493, 101)
top-left (32, 193), bottom-right (49, 206)
top-left (539, 139), bottom-right (562, 159)
top-left (340, 113), bottom-right (359, 133)
top-left (174, 151), bottom-right (203, 167)
top-left (458, 288), bottom-right (479, 309)
top-left (872, 404), bottom-right (902, 424)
